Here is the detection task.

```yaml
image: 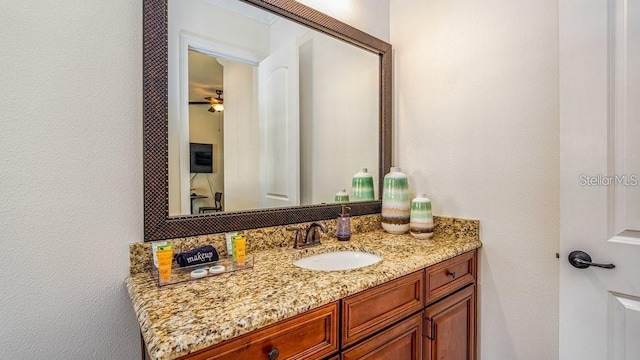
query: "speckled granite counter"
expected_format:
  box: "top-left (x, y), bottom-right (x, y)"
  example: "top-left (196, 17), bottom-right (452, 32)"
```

top-left (126, 217), bottom-right (481, 359)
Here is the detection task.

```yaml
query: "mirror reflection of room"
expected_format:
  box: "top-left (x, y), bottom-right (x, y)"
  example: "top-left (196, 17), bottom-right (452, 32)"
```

top-left (187, 50), bottom-right (227, 214)
top-left (168, 0), bottom-right (380, 216)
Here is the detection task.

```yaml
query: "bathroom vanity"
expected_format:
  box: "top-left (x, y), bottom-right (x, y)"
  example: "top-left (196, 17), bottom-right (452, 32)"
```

top-left (133, 0), bottom-right (481, 357)
top-left (176, 252), bottom-right (474, 360)
top-left (127, 220), bottom-right (480, 360)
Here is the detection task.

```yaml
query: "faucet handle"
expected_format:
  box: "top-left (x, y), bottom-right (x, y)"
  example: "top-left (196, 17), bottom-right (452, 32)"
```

top-left (286, 226), bottom-right (305, 248)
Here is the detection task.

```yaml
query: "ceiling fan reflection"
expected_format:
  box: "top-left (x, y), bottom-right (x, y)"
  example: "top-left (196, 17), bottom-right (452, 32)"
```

top-left (189, 89), bottom-right (224, 112)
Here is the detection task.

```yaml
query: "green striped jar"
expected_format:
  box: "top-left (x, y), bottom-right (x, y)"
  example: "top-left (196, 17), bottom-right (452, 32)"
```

top-left (351, 168), bottom-right (375, 201)
top-left (381, 167), bottom-right (410, 234)
top-left (409, 193), bottom-right (434, 239)
top-left (335, 189), bottom-right (349, 203)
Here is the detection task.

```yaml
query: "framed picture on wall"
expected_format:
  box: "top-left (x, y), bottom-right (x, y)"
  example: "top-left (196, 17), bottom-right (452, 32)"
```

top-left (190, 143), bottom-right (213, 173)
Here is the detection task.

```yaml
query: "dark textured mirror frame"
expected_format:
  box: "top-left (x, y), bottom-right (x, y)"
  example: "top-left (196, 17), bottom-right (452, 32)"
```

top-left (144, 0), bottom-right (392, 241)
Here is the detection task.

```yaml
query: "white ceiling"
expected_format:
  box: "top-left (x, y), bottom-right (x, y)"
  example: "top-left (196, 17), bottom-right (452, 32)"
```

top-left (188, 49), bottom-right (223, 102)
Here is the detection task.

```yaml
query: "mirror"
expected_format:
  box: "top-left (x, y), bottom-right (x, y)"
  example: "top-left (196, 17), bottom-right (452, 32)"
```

top-left (168, 0), bottom-right (380, 215)
top-left (144, 0), bottom-right (392, 241)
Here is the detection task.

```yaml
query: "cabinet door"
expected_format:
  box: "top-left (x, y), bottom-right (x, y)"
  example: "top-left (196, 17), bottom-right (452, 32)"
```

top-left (341, 312), bottom-right (423, 360)
top-left (424, 286), bottom-right (475, 360)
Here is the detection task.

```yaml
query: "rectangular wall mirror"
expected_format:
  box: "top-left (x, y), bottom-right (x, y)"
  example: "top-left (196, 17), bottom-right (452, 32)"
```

top-left (144, 0), bottom-right (392, 241)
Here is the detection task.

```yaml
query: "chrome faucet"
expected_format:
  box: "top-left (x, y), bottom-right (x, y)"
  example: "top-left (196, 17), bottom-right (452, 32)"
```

top-left (287, 222), bottom-right (327, 249)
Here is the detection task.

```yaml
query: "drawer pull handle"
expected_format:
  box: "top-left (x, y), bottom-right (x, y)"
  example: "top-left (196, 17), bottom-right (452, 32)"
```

top-left (267, 348), bottom-right (280, 360)
top-left (446, 270), bottom-right (456, 278)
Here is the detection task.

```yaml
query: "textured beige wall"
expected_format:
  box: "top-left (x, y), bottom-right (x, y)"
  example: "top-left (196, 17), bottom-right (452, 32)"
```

top-left (0, 0), bottom-right (142, 358)
top-left (391, 0), bottom-right (559, 359)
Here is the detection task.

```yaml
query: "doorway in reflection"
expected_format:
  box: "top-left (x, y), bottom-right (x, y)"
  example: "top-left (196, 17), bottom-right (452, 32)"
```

top-left (187, 50), bottom-right (227, 214)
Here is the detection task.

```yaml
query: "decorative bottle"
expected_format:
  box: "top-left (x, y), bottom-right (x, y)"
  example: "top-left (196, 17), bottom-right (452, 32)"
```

top-left (336, 205), bottom-right (352, 241)
top-left (335, 189), bottom-right (349, 203)
top-left (409, 193), bottom-right (434, 239)
top-left (351, 168), bottom-right (375, 201)
top-left (381, 167), bottom-right (410, 234)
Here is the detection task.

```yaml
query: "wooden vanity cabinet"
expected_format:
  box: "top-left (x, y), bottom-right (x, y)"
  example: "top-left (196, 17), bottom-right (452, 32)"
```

top-left (423, 251), bottom-right (477, 360)
top-left (340, 250), bottom-right (477, 360)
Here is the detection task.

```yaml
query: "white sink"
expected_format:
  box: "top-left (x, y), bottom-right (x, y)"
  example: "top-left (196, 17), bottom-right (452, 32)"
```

top-left (293, 251), bottom-right (382, 271)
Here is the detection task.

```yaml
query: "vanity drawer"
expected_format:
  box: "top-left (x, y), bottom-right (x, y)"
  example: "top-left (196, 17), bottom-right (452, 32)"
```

top-left (180, 302), bottom-right (339, 360)
top-left (341, 271), bottom-right (424, 347)
top-left (341, 311), bottom-right (423, 360)
top-left (425, 250), bottom-right (476, 304)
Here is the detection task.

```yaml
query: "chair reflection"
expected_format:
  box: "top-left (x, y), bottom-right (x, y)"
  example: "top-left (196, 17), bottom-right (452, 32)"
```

top-left (199, 192), bottom-right (223, 213)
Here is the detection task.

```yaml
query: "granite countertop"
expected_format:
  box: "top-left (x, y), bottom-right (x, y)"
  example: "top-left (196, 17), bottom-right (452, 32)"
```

top-left (126, 228), bottom-right (481, 359)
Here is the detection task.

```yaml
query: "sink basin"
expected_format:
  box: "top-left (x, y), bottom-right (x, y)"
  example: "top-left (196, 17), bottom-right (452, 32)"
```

top-left (293, 251), bottom-right (382, 271)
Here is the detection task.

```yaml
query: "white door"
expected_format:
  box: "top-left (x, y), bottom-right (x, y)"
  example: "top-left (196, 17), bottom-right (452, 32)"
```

top-left (258, 42), bottom-right (300, 208)
top-left (560, 0), bottom-right (640, 359)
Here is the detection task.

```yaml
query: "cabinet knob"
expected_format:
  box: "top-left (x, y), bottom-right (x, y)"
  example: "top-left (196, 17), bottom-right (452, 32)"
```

top-left (267, 347), bottom-right (280, 360)
top-left (446, 270), bottom-right (456, 278)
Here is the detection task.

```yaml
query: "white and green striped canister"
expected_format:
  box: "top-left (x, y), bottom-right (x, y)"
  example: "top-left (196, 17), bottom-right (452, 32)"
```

top-left (335, 189), bottom-right (350, 203)
top-left (381, 167), bottom-right (410, 234)
top-left (351, 168), bottom-right (375, 201)
top-left (409, 193), bottom-right (434, 239)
